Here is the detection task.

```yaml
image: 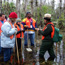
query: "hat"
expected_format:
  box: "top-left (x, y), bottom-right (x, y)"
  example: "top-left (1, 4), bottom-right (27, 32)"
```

top-left (44, 14), bottom-right (51, 21)
top-left (44, 14), bottom-right (51, 18)
top-left (9, 12), bottom-right (17, 18)
top-left (16, 18), bottom-right (21, 23)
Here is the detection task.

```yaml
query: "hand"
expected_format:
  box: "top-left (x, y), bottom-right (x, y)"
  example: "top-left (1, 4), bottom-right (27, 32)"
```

top-left (24, 25), bottom-right (29, 28)
top-left (35, 28), bottom-right (39, 31)
top-left (21, 28), bottom-right (24, 31)
top-left (40, 29), bottom-right (43, 30)
top-left (15, 28), bottom-right (18, 34)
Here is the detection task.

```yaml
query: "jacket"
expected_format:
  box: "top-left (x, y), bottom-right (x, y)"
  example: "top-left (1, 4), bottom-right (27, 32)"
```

top-left (22, 18), bottom-right (37, 31)
top-left (1, 21), bottom-right (16, 48)
top-left (39, 22), bottom-right (55, 41)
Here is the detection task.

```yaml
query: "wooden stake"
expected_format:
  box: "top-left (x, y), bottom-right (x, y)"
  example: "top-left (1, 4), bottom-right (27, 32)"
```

top-left (15, 34), bottom-right (20, 65)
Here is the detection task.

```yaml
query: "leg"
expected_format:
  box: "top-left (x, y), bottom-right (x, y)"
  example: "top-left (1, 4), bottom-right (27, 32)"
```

top-left (29, 33), bottom-right (35, 46)
top-left (39, 41), bottom-right (48, 62)
top-left (48, 43), bottom-right (56, 61)
top-left (0, 36), bottom-right (2, 54)
top-left (24, 32), bottom-right (28, 46)
top-left (17, 38), bottom-right (21, 49)
top-left (3, 48), bottom-right (12, 62)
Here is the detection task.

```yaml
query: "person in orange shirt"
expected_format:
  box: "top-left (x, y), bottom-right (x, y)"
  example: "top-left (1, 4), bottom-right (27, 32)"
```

top-left (15, 18), bottom-right (24, 50)
top-left (22, 12), bottom-right (37, 48)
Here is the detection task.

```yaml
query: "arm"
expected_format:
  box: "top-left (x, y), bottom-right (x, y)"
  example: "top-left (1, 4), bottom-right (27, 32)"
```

top-left (17, 29), bottom-right (25, 34)
top-left (39, 25), bottom-right (52, 36)
top-left (1, 22), bottom-right (15, 36)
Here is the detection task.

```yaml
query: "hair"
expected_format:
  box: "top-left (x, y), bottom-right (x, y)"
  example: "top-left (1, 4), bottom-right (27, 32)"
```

top-left (0, 13), bottom-right (4, 17)
top-left (5, 16), bottom-right (7, 20)
top-left (44, 17), bottom-right (51, 22)
top-left (26, 12), bottom-right (31, 17)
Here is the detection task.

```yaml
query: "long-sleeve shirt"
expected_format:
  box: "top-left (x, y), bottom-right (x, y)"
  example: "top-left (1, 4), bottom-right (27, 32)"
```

top-left (22, 18), bottom-right (37, 31)
top-left (39, 24), bottom-right (53, 41)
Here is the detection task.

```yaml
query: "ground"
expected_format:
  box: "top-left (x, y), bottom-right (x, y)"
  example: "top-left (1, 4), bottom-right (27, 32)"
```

top-left (0, 30), bottom-right (65, 65)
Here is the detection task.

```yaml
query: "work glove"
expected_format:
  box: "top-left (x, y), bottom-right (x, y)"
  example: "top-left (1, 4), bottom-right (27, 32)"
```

top-left (15, 28), bottom-right (18, 34)
top-left (24, 25), bottom-right (29, 28)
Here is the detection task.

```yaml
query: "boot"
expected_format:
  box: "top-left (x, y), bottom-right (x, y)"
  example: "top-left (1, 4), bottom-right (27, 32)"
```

top-left (47, 57), bottom-right (55, 61)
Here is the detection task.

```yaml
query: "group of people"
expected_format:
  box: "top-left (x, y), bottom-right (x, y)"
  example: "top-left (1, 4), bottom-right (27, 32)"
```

top-left (0, 12), bottom-right (56, 65)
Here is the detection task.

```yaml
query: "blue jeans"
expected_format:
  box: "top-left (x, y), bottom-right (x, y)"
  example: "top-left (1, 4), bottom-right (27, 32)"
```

top-left (3, 48), bottom-right (13, 62)
top-left (0, 36), bottom-right (2, 54)
top-left (24, 32), bottom-right (35, 46)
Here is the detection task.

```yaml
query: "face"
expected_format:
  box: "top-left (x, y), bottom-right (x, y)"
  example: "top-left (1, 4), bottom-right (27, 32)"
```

top-left (1, 15), bottom-right (5, 21)
top-left (10, 18), bottom-right (17, 23)
top-left (17, 22), bottom-right (20, 25)
top-left (44, 19), bottom-right (47, 25)
top-left (27, 13), bottom-right (31, 19)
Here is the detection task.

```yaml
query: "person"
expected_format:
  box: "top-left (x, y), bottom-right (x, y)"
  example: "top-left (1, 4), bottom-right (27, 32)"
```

top-left (4, 16), bottom-right (7, 22)
top-left (36, 14), bottom-right (56, 63)
top-left (14, 18), bottom-right (24, 64)
top-left (22, 12), bottom-right (37, 48)
top-left (1, 12), bottom-right (18, 63)
top-left (15, 18), bottom-right (24, 50)
top-left (0, 13), bottom-right (5, 54)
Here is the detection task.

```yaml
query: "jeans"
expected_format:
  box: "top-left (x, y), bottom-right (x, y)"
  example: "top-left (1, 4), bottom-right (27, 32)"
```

top-left (24, 32), bottom-right (35, 46)
top-left (3, 48), bottom-right (13, 62)
top-left (0, 36), bottom-right (2, 54)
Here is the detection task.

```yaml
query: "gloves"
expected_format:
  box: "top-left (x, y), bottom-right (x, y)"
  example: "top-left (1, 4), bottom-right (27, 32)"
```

top-left (15, 28), bottom-right (18, 34)
top-left (24, 25), bottom-right (29, 28)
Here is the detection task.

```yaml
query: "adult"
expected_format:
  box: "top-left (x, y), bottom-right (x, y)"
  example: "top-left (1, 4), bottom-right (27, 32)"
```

top-left (1, 12), bottom-right (18, 63)
top-left (22, 12), bottom-right (37, 48)
top-left (36, 14), bottom-right (56, 63)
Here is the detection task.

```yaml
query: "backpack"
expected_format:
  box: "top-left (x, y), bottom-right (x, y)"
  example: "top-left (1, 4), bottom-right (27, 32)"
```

top-left (53, 27), bottom-right (63, 42)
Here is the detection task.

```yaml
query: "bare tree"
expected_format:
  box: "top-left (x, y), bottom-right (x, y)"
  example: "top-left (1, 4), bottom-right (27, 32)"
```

top-left (52, 0), bottom-right (54, 10)
top-left (59, 0), bottom-right (62, 18)
top-left (23, 0), bottom-right (27, 14)
top-left (35, 0), bottom-right (38, 21)
top-left (39, 0), bottom-right (43, 28)
top-left (51, 0), bottom-right (55, 17)
top-left (31, 0), bottom-right (33, 15)
top-left (64, 0), bottom-right (65, 18)
top-left (0, 0), bottom-right (2, 13)
top-left (4, 0), bottom-right (6, 4)
top-left (16, 0), bottom-right (21, 18)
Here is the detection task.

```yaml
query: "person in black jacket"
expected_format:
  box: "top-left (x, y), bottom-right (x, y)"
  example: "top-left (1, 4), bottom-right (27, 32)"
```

top-left (36, 14), bottom-right (56, 63)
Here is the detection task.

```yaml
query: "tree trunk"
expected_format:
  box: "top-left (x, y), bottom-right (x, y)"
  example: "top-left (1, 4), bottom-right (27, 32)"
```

top-left (31, 0), bottom-right (33, 16)
top-left (23, 0), bottom-right (27, 14)
top-left (39, 0), bottom-right (43, 28)
top-left (64, 0), bottom-right (65, 18)
top-left (4, 0), bottom-right (6, 4)
top-left (0, 0), bottom-right (2, 13)
top-left (59, 0), bottom-right (62, 18)
top-left (16, 0), bottom-right (21, 18)
top-left (35, 0), bottom-right (38, 19)
top-left (52, 0), bottom-right (55, 17)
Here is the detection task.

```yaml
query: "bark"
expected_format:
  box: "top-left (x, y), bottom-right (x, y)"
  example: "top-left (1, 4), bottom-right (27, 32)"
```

top-left (35, 0), bottom-right (38, 21)
top-left (23, 0), bottom-right (27, 14)
top-left (39, 0), bottom-right (43, 28)
top-left (16, 0), bottom-right (21, 18)
top-left (59, 0), bottom-right (62, 18)
top-left (64, 0), bottom-right (65, 18)
top-left (0, 0), bottom-right (2, 13)
top-left (31, 0), bottom-right (33, 16)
